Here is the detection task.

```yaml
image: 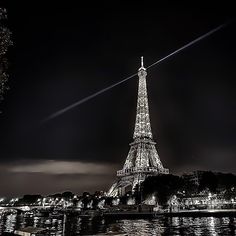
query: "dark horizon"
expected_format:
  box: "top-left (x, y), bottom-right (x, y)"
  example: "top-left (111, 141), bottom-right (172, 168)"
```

top-left (0, 1), bottom-right (236, 197)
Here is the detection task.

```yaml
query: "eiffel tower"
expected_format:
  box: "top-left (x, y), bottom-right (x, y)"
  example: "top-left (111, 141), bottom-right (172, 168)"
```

top-left (108, 57), bottom-right (169, 196)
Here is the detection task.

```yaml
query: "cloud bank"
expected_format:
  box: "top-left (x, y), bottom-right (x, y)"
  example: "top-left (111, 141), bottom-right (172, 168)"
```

top-left (8, 160), bottom-right (118, 175)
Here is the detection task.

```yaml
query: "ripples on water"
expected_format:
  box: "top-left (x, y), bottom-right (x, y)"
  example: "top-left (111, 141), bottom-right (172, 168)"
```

top-left (0, 211), bottom-right (235, 235)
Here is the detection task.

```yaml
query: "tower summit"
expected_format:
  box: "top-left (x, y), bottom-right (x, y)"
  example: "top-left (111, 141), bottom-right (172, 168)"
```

top-left (108, 57), bottom-right (169, 196)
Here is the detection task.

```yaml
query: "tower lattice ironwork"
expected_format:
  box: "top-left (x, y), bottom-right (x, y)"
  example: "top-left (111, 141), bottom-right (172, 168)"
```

top-left (108, 57), bottom-right (169, 196)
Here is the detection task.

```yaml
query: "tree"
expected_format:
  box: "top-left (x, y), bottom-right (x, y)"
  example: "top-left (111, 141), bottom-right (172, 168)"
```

top-left (199, 171), bottom-right (218, 193)
top-left (217, 173), bottom-right (236, 190)
top-left (19, 194), bottom-right (42, 205)
top-left (0, 8), bottom-right (12, 102)
top-left (142, 174), bottom-right (183, 206)
top-left (182, 177), bottom-right (199, 195)
top-left (61, 191), bottom-right (73, 199)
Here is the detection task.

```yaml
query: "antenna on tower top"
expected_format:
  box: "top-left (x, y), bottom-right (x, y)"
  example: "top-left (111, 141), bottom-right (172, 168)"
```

top-left (141, 56), bottom-right (144, 67)
top-left (139, 56), bottom-right (146, 71)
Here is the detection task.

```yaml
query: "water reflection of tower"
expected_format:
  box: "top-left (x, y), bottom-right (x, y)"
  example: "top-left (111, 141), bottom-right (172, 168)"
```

top-left (62, 214), bottom-right (66, 236)
top-left (108, 57), bottom-right (169, 197)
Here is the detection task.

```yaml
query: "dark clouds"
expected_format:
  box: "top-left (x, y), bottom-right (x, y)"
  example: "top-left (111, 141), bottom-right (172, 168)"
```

top-left (0, 1), bottom-right (236, 196)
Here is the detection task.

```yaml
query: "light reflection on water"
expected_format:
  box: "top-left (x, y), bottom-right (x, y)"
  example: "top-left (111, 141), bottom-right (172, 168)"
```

top-left (5, 213), bottom-right (17, 233)
top-left (0, 211), bottom-right (235, 235)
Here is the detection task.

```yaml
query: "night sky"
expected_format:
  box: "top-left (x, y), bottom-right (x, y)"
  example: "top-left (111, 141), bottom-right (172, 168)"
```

top-left (0, 1), bottom-right (236, 197)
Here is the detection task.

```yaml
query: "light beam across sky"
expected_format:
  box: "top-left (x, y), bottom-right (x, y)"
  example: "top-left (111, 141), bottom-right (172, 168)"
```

top-left (42, 22), bottom-right (229, 123)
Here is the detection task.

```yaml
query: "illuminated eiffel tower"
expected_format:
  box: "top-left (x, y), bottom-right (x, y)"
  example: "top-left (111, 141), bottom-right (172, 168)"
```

top-left (108, 57), bottom-right (169, 196)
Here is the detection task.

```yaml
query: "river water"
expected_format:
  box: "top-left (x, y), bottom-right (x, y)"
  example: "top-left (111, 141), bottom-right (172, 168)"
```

top-left (0, 210), bottom-right (236, 235)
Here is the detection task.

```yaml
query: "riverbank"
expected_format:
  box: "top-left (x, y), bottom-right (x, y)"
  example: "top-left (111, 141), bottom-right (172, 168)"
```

top-left (103, 209), bottom-right (236, 219)
top-left (1, 206), bottom-right (236, 219)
